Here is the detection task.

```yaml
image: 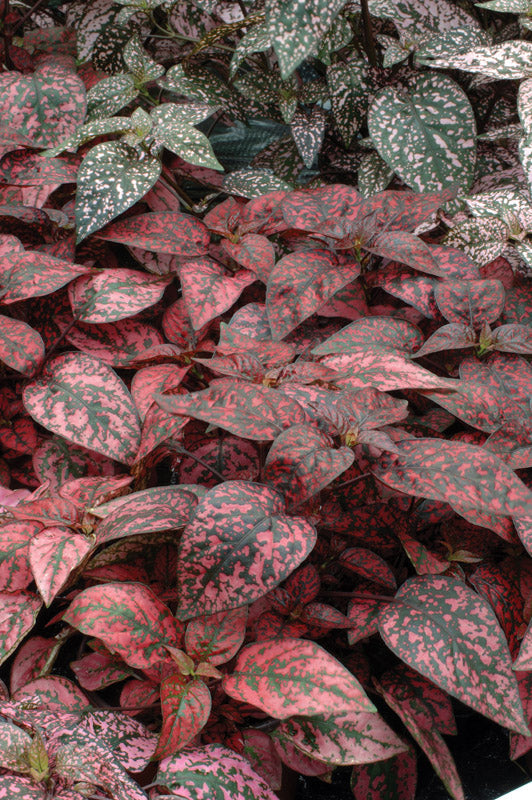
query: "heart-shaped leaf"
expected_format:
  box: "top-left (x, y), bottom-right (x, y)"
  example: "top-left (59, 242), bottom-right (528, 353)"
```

top-left (63, 582), bottom-right (182, 669)
top-left (368, 72), bottom-right (476, 192)
top-left (75, 141), bottom-right (161, 241)
top-left (176, 480), bottom-right (316, 619)
top-left (378, 575), bottom-right (529, 735)
top-left (23, 352), bottom-right (141, 465)
top-left (223, 637), bottom-right (375, 718)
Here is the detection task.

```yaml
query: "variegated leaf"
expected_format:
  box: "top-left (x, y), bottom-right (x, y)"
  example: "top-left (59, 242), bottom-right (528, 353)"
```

top-left (29, 526), bottom-right (92, 606)
top-left (223, 637), bottom-right (375, 718)
top-left (278, 709), bottom-right (407, 765)
top-left (185, 607), bottom-right (248, 666)
top-left (378, 575), bottom-right (529, 735)
top-left (327, 57), bottom-right (370, 147)
top-left (176, 481), bottom-right (316, 619)
top-left (155, 676), bottom-right (211, 759)
top-left (420, 42), bottom-right (532, 79)
top-left (157, 744), bottom-right (279, 800)
top-left (63, 582), bottom-right (182, 669)
top-left (96, 212), bottom-right (210, 255)
top-left (69, 269), bottom-right (171, 323)
top-left (180, 258), bottom-right (256, 330)
top-left (0, 316), bottom-right (44, 377)
top-left (23, 352), bottom-right (141, 465)
top-left (75, 141), bottom-right (161, 242)
top-left (0, 591), bottom-right (41, 666)
top-left (351, 749), bottom-right (417, 800)
top-left (368, 73), bottom-right (476, 192)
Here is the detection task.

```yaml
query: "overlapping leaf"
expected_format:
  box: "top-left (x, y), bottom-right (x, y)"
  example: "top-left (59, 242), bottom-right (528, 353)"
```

top-left (180, 258), bottom-right (256, 330)
top-left (378, 575), bottom-right (529, 734)
top-left (0, 591), bottom-right (42, 666)
top-left (155, 676), bottom-right (211, 759)
top-left (223, 637), bottom-right (375, 718)
top-left (96, 212), bottom-right (210, 256)
top-left (63, 582), bottom-right (182, 669)
top-left (69, 269), bottom-right (171, 324)
top-left (176, 480), bottom-right (316, 619)
top-left (23, 353), bottom-right (141, 465)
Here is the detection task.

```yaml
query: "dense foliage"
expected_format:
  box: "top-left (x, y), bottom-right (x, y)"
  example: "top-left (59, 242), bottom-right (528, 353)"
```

top-left (0, 1), bottom-right (531, 799)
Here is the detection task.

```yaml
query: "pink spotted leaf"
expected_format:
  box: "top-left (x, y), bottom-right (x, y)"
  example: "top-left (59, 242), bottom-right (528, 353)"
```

top-left (180, 258), bottom-right (256, 330)
top-left (223, 637), bottom-right (375, 719)
top-left (29, 526), bottom-right (93, 606)
top-left (23, 352), bottom-right (141, 465)
top-left (69, 269), bottom-right (172, 324)
top-left (377, 673), bottom-right (464, 800)
top-left (176, 480), bottom-right (316, 619)
top-left (93, 486), bottom-right (198, 545)
top-left (351, 749), bottom-right (417, 800)
top-left (63, 582), bottom-right (183, 669)
top-left (185, 607), bottom-right (248, 665)
top-left (264, 423), bottom-right (354, 506)
top-left (157, 743), bottom-right (279, 800)
top-left (378, 575), bottom-right (529, 734)
top-left (96, 211), bottom-right (210, 255)
top-left (339, 547), bottom-right (397, 589)
top-left (434, 279), bottom-right (505, 326)
top-left (154, 675), bottom-right (211, 759)
top-left (0, 316), bottom-right (44, 377)
top-left (0, 591), bottom-right (42, 666)
top-left (277, 709), bottom-right (407, 765)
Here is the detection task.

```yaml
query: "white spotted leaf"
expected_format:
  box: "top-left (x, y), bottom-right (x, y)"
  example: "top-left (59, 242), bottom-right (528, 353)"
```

top-left (75, 141), bottom-right (161, 242)
top-left (368, 72), bottom-right (476, 193)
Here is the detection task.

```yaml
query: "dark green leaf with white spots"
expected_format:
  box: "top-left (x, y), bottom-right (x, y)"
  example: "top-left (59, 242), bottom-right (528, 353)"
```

top-left (75, 141), bottom-right (161, 241)
top-left (368, 73), bottom-right (476, 192)
top-left (86, 75), bottom-right (137, 120)
top-left (327, 57), bottom-right (370, 147)
top-left (151, 103), bottom-right (223, 171)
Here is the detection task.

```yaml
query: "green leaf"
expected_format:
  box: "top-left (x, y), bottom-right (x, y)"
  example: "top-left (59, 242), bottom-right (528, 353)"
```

top-left (223, 168), bottom-right (292, 198)
top-left (368, 72), bottom-right (476, 192)
top-left (123, 34), bottom-right (164, 82)
top-left (267, 0), bottom-right (350, 78)
top-left (75, 141), bottom-right (161, 241)
top-left (358, 151), bottom-right (394, 197)
top-left (86, 75), bottom-right (138, 120)
top-left (419, 42), bottom-right (532, 79)
top-left (150, 103), bottom-right (223, 171)
top-left (327, 57), bottom-right (370, 147)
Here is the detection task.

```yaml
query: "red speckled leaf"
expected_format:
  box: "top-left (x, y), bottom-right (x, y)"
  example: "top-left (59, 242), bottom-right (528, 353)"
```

top-left (96, 212), bottom-right (209, 256)
top-left (177, 480), bottom-right (316, 619)
top-left (347, 595), bottom-right (389, 645)
top-left (157, 379), bottom-right (311, 441)
top-left (222, 234), bottom-right (275, 283)
top-left (66, 318), bottom-right (164, 367)
top-left (0, 58), bottom-right (86, 148)
top-left (0, 150), bottom-right (79, 185)
top-left (360, 189), bottom-right (455, 231)
top-left (351, 749), bottom-right (417, 800)
top-left (0, 775), bottom-right (49, 799)
top-left (469, 562), bottom-right (523, 658)
top-left (243, 729), bottom-right (283, 791)
top-left (491, 323), bottom-right (532, 355)
top-left (185, 607), bottom-right (248, 666)
top-left (70, 651), bottom-right (132, 691)
top-left (272, 733), bottom-right (330, 777)
top-left (63, 582), bottom-right (182, 669)
top-left (155, 675), bottom-right (211, 759)
top-left (0, 717), bottom-right (33, 770)
top-left (434, 279), bottom-right (505, 326)
top-left (135, 402), bottom-right (189, 464)
top-left (69, 269), bottom-right (171, 324)
top-left (372, 438), bottom-right (532, 518)
top-left (180, 258), bottom-right (256, 330)
top-left (157, 743), bottom-right (279, 800)
top-left (278, 709), bottom-right (407, 765)
top-left (378, 673), bottom-right (464, 800)
top-left (264, 424), bottom-right (354, 506)
top-left (390, 664), bottom-right (457, 736)
top-left (0, 416), bottom-right (38, 456)
top-left (510, 672), bottom-right (532, 760)
top-left (339, 547), bottom-right (397, 589)
top-left (397, 529), bottom-right (449, 576)
top-left (370, 263), bottom-right (437, 319)
top-left (177, 436), bottom-right (260, 487)
top-left (0, 247), bottom-right (90, 304)
top-left (378, 575), bottom-right (529, 735)
top-left (512, 617), bottom-right (532, 671)
top-left (0, 520), bottom-right (38, 591)
top-left (23, 352), bottom-right (141, 465)
top-left (131, 364), bottom-right (190, 421)
top-left (280, 185), bottom-right (362, 232)
top-left (314, 316), bottom-right (423, 355)
top-left (29, 526), bottom-right (92, 606)
top-left (267, 249), bottom-right (359, 340)
top-left (10, 636), bottom-right (58, 693)
top-left (223, 637), bottom-right (375, 718)
top-left (0, 591), bottom-right (41, 665)
top-left (413, 323), bottom-right (476, 357)
top-left (369, 232), bottom-right (443, 277)
top-left (94, 486), bottom-right (197, 545)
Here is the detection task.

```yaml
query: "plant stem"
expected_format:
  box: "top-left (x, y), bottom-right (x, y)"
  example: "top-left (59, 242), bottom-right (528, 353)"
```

top-left (173, 444), bottom-right (227, 482)
top-left (360, 0), bottom-right (377, 67)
